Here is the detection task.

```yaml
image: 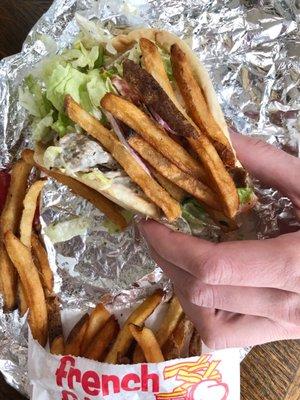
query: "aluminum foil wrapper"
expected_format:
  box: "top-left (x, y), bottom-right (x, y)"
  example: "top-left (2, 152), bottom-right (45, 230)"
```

top-left (0, 0), bottom-right (299, 396)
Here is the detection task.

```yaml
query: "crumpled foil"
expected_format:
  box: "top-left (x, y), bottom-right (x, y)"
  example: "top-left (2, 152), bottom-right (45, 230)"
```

top-left (0, 0), bottom-right (299, 396)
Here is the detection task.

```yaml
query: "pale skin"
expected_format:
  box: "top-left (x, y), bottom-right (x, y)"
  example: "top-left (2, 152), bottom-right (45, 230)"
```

top-left (139, 133), bottom-right (300, 349)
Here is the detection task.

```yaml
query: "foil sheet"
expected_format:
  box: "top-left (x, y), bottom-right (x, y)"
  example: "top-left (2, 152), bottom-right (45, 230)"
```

top-left (0, 0), bottom-right (299, 395)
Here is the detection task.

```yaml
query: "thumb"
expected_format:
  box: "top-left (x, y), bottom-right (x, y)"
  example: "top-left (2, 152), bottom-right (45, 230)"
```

top-left (231, 132), bottom-right (300, 208)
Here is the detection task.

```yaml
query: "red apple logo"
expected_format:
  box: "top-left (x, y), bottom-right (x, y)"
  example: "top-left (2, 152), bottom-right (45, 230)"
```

top-left (188, 379), bottom-right (228, 400)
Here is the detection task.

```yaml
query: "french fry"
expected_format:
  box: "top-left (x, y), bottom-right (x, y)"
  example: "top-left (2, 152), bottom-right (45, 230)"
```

top-left (18, 283), bottom-right (28, 317)
top-left (4, 231), bottom-right (48, 346)
top-left (18, 180), bottom-right (45, 314)
top-left (65, 97), bottom-right (181, 222)
top-left (128, 135), bottom-right (221, 211)
top-left (105, 289), bottom-right (164, 364)
top-left (129, 324), bottom-right (164, 363)
top-left (140, 38), bottom-right (175, 102)
top-left (100, 94), bottom-right (206, 182)
top-left (31, 233), bottom-right (53, 295)
top-left (170, 44), bottom-right (235, 169)
top-left (84, 316), bottom-right (119, 361)
top-left (133, 296), bottom-right (183, 363)
top-left (163, 316), bottom-right (193, 360)
top-left (151, 170), bottom-right (186, 203)
top-left (65, 313), bottom-right (89, 357)
top-left (0, 245), bottom-right (18, 312)
top-left (47, 295), bottom-right (65, 355)
top-left (81, 303), bottom-right (111, 355)
top-left (0, 160), bottom-right (32, 311)
top-left (20, 180), bottom-right (45, 248)
top-left (21, 149), bottom-right (128, 230)
top-left (189, 327), bottom-right (202, 357)
top-left (0, 159), bottom-right (32, 237)
top-left (188, 134), bottom-right (238, 218)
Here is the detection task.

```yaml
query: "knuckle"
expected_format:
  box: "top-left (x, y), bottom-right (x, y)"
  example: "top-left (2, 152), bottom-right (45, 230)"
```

top-left (201, 249), bottom-right (234, 285)
top-left (281, 294), bottom-right (300, 325)
top-left (185, 285), bottom-right (217, 308)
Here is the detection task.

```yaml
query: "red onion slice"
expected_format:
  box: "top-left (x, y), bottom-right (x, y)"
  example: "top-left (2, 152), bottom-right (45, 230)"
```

top-left (111, 76), bottom-right (141, 106)
top-left (103, 110), bottom-right (151, 176)
top-left (149, 107), bottom-right (178, 135)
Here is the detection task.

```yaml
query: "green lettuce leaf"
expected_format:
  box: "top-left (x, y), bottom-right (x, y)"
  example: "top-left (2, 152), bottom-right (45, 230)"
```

top-left (45, 217), bottom-right (90, 244)
top-left (181, 198), bottom-right (207, 228)
top-left (80, 170), bottom-right (112, 189)
top-left (19, 75), bottom-right (52, 118)
top-left (32, 111), bottom-right (54, 143)
top-left (52, 112), bottom-right (74, 137)
top-left (237, 187), bottom-right (253, 204)
top-left (62, 42), bottom-right (103, 70)
top-left (46, 63), bottom-right (88, 111)
top-left (43, 146), bottom-right (62, 169)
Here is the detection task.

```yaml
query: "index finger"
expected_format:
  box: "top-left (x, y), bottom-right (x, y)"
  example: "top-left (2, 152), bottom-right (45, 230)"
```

top-left (139, 220), bottom-right (300, 292)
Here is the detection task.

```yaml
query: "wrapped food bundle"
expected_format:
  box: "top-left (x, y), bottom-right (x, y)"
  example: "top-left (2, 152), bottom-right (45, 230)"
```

top-left (0, 0), bottom-right (298, 399)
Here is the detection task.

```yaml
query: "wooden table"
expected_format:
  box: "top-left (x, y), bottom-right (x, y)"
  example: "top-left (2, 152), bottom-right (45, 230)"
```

top-left (0, 1), bottom-right (299, 399)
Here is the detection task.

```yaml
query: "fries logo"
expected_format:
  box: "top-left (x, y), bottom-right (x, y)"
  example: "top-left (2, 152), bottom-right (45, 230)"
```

top-left (156, 355), bottom-right (229, 400)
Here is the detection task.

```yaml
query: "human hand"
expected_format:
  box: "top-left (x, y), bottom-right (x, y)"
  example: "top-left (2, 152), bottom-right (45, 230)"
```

top-left (139, 133), bottom-right (300, 349)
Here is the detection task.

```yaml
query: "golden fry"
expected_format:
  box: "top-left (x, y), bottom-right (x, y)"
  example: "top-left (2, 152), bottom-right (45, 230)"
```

top-left (188, 134), bottom-right (238, 219)
top-left (129, 324), bottom-right (164, 363)
top-left (21, 149), bottom-right (128, 230)
top-left (189, 327), bottom-right (202, 357)
top-left (47, 295), bottom-right (65, 355)
top-left (0, 160), bottom-right (32, 311)
top-left (0, 159), bottom-right (32, 237)
top-left (65, 313), bottom-right (89, 357)
top-left (170, 44), bottom-right (235, 169)
top-left (65, 97), bottom-right (180, 222)
top-left (0, 245), bottom-right (18, 312)
top-left (31, 233), bottom-right (53, 295)
top-left (133, 295), bottom-right (183, 363)
top-left (81, 303), bottom-right (110, 355)
top-left (4, 231), bottom-right (48, 346)
top-left (151, 170), bottom-right (186, 203)
top-left (20, 180), bottom-right (45, 248)
top-left (101, 93), bottom-right (206, 181)
top-left (140, 38), bottom-right (175, 102)
top-left (18, 282), bottom-right (28, 317)
top-left (163, 316), bottom-right (193, 360)
top-left (84, 316), bottom-right (119, 361)
top-left (129, 135), bottom-right (221, 211)
top-left (105, 289), bottom-right (164, 364)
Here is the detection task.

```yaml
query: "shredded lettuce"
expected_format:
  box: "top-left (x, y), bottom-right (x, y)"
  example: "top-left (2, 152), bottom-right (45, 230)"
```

top-left (181, 198), bottom-right (207, 229)
top-left (46, 64), bottom-right (88, 111)
top-left (32, 111), bottom-right (54, 143)
top-left (43, 146), bottom-right (62, 169)
top-left (20, 23), bottom-right (121, 142)
top-left (62, 42), bottom-right (103, 70)
top-left (85, 70), bottom-right (116, 118)
top-left (127, 43), bottom-right (142, 64)
top-left (45, 217), bottom-right (90, 244)
top-left (80, 170), bottom-right (112, 189)
top-left (52, 112), bottom-right (74, 137)
top-left (75, 13), bottom-right (113, 49)
top-left (237, 187), bottom-right (253, 204)
top-left (19, 75), bottom-right (52, 118)
top-left (159, 50), bottom-right (173, 81)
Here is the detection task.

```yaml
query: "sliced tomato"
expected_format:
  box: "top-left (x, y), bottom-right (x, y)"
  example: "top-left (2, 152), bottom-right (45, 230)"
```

top-left (0, 171), bottom-right (11, 214)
